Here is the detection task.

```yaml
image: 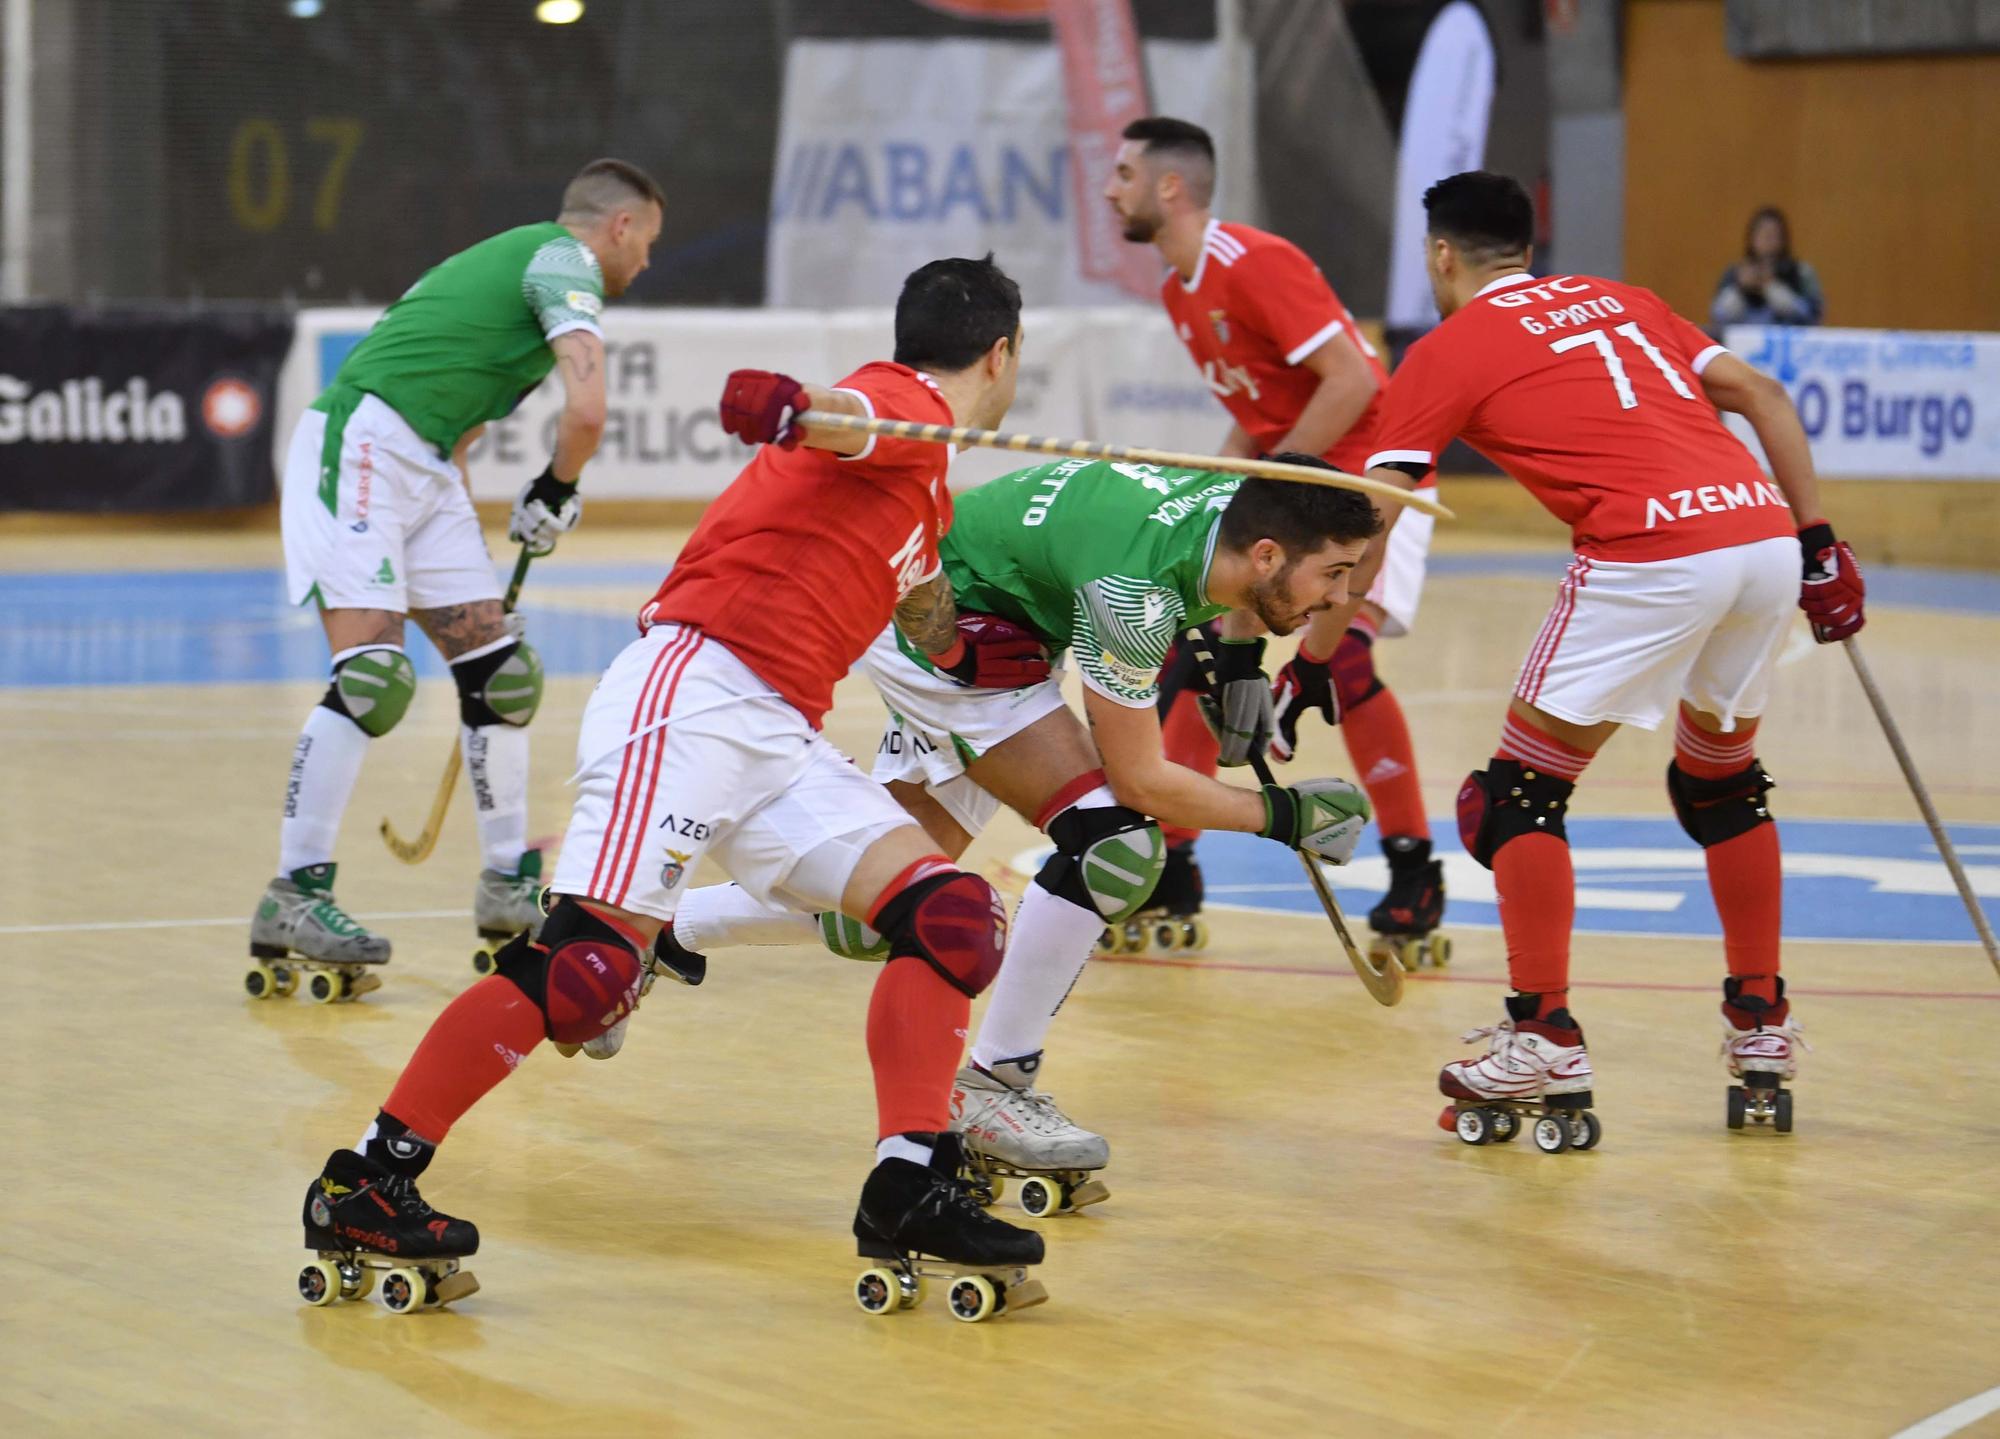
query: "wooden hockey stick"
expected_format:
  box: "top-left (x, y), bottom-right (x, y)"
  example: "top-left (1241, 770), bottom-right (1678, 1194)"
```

top-left (1843, 637), bottom-right (2000, 978)
top-left (380, 547), bottom-right (535, 865)
top-left (1180, 627), bottom-right (1403, 1006)
top-left (795, 410), bottom-right (1454, 520)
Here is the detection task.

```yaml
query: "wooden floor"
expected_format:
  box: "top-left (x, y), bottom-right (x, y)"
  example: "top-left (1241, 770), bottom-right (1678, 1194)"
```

top-left (2, 524), bottom-right (1997, 1439)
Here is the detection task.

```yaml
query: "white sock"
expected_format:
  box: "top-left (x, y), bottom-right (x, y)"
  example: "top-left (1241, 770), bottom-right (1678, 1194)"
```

top-left (462, 723), bottom-right (529, 873)
top-left (970, 880), bottom-right (1101, 1072)
top-left (277, 704), bottom-right (371, 876)
top-left (674, 883), bottom-right (818, 952)
top-left (876, 1134), bottom-right (934, 1167)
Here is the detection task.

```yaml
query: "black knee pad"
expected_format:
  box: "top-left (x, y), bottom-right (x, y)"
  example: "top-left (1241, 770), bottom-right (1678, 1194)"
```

top-left (1667, 759), bottom-right (1775, 847)
top-left (1039, 803), bottom-right (1166, 922)
top-left (1457, 758), bottom-right (1574, 869)
top-left (873, 870), bottom-right (1009, 999)
top-left (492, 895), bottom-right (645, 1043)
top-left (450, 637), bottom-right (544, 728)
top-left (1330, 628), bottom-right (1385, 713)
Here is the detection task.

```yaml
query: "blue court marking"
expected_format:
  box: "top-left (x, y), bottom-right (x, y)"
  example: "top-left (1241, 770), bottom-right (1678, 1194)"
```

top-left (1158, 817), bottom-right (2000, 947)
top-left (1, 552), bottom-right (1997, 688)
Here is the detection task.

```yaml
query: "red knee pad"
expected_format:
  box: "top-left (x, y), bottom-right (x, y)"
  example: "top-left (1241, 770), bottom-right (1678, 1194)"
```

top-left (877, 871), bottom-right (1009, 998)
top-left (545, 938), bottom-right (644, 1044)
top-left (1330, 628), bottom-right (1384, 713)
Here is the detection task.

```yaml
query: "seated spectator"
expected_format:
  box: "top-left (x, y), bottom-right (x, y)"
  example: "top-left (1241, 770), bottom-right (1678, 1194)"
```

top-left (1712, 206), bottom-right (1824, 327)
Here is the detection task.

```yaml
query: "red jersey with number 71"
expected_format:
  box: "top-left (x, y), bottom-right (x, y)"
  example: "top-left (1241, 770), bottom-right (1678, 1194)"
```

top-left (1159, 219), bottom-right (1390, 473)
top-left (638, 362), bottom-right (953, 729)
top-left (1364, 272), bottom-right (1794, 561)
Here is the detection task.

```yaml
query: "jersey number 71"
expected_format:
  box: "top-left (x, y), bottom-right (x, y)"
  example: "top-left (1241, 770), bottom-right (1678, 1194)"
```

top-left (1549, 323), bottom-right (1697, 410)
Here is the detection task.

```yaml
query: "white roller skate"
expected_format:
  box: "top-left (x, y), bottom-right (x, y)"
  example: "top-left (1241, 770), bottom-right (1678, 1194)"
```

top-left (470, 849), bottom-right (546, 975)
top-left (1437, 998), bottom-right (1601, 1154)
top-left (950, 1056), bottom-right (1110, 1216)
top-left (246, 863), bottom-right (389, 1003)
top-left (1721, 978), bottom-right (1805, 1133)
top-left (1098, 839), bottom-right (1207, 955)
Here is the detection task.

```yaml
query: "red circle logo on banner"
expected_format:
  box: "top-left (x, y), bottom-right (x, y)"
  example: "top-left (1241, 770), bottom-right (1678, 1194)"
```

top-left (201, 377), bottom-right (263, 438)
top-left (912, 0), bottom-right (1049, 20)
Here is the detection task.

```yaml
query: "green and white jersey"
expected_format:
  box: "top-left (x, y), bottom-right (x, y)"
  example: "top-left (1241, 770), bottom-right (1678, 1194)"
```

top-left (312, 221), bottom-right (603, 475)
top-left (925, 459), bottom-right (1240, 707)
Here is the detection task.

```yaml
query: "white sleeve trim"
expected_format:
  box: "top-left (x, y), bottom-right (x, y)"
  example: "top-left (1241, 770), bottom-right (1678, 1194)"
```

top-left (1690, 344), bottom-right (1727, 376)
top-left (831, 387), bottom-right (877, 462)
top-left (1077, 667), bottom-right (1157, 709)
top-left (542, 318), bottom-right (603, 344)
top-left (1365, 448), bottom-right (1434, 470)
top-left (1284, 318), bottom-right (1346, 367)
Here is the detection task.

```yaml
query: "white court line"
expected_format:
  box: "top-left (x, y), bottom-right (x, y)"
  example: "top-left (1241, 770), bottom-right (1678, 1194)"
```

top-left (0, 908), bottom-right (470, 936)
top-left (1888, 1385), bottom-right (2000, 1439)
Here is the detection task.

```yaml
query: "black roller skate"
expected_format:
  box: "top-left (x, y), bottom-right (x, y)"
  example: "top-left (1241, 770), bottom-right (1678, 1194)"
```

top-left (1368, 836), bottom-right (1450, 973)
top-left (1098, 839), bottom-right (1208, 955)
top-left (852, 1133), bottom-right (1048, 1323)
top-left (299, 1148), bottom-right (480, 1314)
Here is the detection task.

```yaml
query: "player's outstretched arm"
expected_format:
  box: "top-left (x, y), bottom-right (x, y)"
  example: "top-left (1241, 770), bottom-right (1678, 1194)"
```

top-left (717, 370), bottom-right (871, 456)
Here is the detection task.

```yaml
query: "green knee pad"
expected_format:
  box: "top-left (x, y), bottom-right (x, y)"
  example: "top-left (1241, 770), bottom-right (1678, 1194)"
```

top-left (326, 645), bottom-right (417, 737)
top-left (819, 911), bottom-right (889, 961)
top-left (453, 638), bottom-right (544, 728)
top-left (1043, 806), bottom-right (1167, 922)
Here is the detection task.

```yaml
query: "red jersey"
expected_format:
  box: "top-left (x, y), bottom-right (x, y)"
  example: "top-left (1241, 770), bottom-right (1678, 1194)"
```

top-left (640, 362), bottom-right (952, 728)
top-left (1365, 273), bottom-right (1794, 561)
top-left (1159, 219), bottom-right (1389, 473)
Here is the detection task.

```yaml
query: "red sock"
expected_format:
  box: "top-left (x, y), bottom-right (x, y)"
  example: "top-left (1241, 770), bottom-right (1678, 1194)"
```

top-left (1342, 687), bottom-right (1429, 841)
top-left (382, 976), bottom-right (547, 1143)
top-left (1159, 689), bottom-right (1218, 848)
top-left (1491, 713), bottom-right (1596, 1012)
top-left (866, 957), bottom-right (971, 1139)
top-left (1674, 708), bottom-right (1782, 1002)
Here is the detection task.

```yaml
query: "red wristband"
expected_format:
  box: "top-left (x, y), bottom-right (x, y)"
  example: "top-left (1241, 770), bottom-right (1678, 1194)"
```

top-left (931, 636), bottom-right (967, 672)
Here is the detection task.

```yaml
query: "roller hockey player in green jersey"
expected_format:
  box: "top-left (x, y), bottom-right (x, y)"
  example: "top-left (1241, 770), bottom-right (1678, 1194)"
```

top-left (658, 456), bottom-right (1379, 1214)
top-left (248, 159), bottom-right (663, 1003)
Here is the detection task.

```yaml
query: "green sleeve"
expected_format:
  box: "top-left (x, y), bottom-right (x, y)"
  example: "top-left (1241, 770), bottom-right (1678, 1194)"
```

top-left (522, 235), bottom-right (605, 342)
top-left (1072, 575), bottom-right (1186, 707)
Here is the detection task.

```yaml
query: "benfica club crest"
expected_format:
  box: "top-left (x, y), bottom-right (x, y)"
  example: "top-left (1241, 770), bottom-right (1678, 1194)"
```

top-left (1208, 309), bottom-right (1231, 345)
top-left (660, 848), bottom-right (692, 890)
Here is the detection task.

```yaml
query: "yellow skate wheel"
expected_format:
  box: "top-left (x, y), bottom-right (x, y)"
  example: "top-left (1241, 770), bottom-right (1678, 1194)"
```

top-left (1429, 934), bottom-right (1453, 968)
top-left (340, 1263), bottom-right (375, 1301)
top-left (245, 963), bottom-right (277, 1000)
top-left (298, 1258), bottom-right (342, 1307)
top-left (1182, 918), bottom-right (1209, 951)
top-left (471, 947), bottom-right (497, 976)
top-left (855, 1266), bottom-right (900, 1316)
top-left (947, 1274), bottom-right (998, 1323)
top-left (1151, 919), bottom-right (1181, 951)
top-left (1018, 1176), bottom-right (1065, 1218)
top-left (307, 971), bottom-right (341, 1004)
top-left (1094, 927), bottom-right (1118, 957)
top-left (381, 1267), bottom-right (429, 1314)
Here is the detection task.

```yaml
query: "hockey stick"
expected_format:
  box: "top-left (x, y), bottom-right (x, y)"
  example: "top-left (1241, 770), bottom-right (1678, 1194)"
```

top-left (1842, 636), bottom-right (2000, 978)
top-left (379, 547), bottom-right (535, 865)
top-left (795, 410), bottom-right (1454, 520)
top-left (1179, 627), bottom-right (1404, 1006)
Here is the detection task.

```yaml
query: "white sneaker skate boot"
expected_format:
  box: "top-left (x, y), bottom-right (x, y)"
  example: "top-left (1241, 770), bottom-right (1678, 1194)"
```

top-left (1437, 998), bottom-right (1600, 1154)
top-left (949, 1056), bottom-right (1110, 1217)
top-left (1721, 978), bottom-right (1805, 1133)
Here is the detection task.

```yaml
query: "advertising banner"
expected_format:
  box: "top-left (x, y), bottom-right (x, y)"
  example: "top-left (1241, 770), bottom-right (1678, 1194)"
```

top-left (1725, 325), bottom-right (2000, 479)
top-left (0, 305), bottom-right (293, 512)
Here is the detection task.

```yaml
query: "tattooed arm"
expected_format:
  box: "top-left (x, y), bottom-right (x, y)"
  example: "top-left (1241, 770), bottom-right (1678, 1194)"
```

top-left (894, 571), bottom-right (960, 658)
top-left (549, 330), bottom-right (608, 483)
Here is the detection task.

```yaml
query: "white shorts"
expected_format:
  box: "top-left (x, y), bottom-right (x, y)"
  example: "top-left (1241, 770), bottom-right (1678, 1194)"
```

top-left (550, 624), bottom-right (915, 922)
top-left (1366, 502), bottom-right (1434, 638)
top-left (863, 626), bottom-right (1071, 837)
top-left (1515, 536), bottom-right (1796, 731)
top-left (281, 393), bottom-right (500, 613)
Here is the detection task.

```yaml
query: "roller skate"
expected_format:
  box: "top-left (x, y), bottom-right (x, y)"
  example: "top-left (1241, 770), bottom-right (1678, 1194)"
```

top-left (470, 849), bottom-right (546, 976)
top-left (1437, 994), bottom-right (1601, 1154)
top-left (852, 1133), bottom-right (1047, 1323)
top-left (1368, 836), bottom-right (1450, 972)
top-left (1098, 839), bottom-right (1207, 955)
top-left (246, 863), bottom-right (390, 1003)
top-left (298, 1148), bottom-right (479, 1314)
top-left (949, 1055), bottom-right (1110, 1217)
top-left (1722, 977), bottom-right (1805, 1133)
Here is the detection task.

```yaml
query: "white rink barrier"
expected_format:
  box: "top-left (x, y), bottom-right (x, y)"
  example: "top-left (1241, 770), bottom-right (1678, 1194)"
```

top-left (277, 306), bottom-right (1229, 502)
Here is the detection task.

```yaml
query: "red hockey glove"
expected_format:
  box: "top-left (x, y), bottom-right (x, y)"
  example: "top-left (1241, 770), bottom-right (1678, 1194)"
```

top-left (1269, 644), bottom-right (1337, 763)
top-left (719, 369), bottom-right (807, 448)
top-left (1797, 520), bottom-right (1865, 643)
top-left (930, 613), bottom-right (1052, 689)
